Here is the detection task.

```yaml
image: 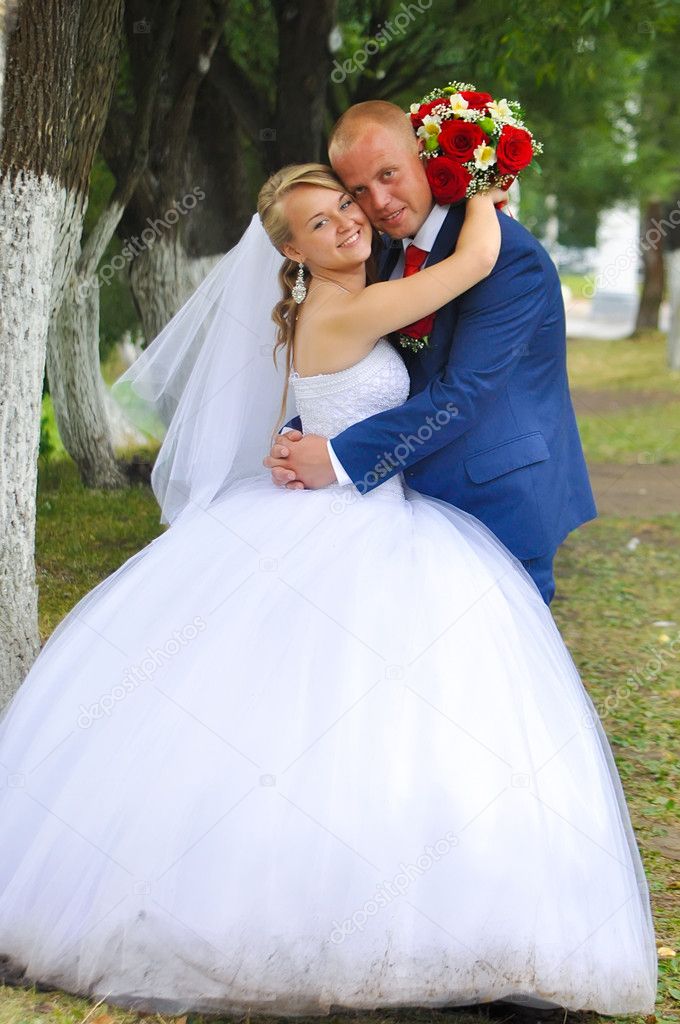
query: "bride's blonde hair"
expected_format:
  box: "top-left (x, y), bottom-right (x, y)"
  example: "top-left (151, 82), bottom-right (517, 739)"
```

top-left (258, 163), bottom-right (373, 435)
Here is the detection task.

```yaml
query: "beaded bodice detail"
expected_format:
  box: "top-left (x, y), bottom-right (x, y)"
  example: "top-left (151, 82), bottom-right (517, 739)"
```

top-left (289, 337), bottom-right (410, 500)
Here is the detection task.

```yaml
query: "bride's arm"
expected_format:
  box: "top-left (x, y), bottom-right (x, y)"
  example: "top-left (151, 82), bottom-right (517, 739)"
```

top-left (323, 190), bottom-right (505, 345)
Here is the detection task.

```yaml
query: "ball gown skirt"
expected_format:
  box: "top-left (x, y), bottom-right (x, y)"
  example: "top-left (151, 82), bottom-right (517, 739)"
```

top-left (0, 474), bottom-right (657, 1016)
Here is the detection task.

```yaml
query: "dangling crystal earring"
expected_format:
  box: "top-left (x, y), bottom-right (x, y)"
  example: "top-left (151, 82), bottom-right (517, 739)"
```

top-left (291, 261), bottom-right (307, 304)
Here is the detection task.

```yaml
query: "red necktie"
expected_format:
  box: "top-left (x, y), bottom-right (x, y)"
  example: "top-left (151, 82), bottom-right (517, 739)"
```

top-left (402, 243), bottom-right (429, 277)
top-left (399, 243), bottom-right (434, 344)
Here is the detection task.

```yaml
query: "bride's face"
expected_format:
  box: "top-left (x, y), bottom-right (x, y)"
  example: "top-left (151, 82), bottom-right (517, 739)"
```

top-left (281, 185), bottom-right (373, 273)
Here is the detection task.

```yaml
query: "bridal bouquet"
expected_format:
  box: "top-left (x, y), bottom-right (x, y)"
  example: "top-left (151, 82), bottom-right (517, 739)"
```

top-left (409, 81), bottom-right (543, 204)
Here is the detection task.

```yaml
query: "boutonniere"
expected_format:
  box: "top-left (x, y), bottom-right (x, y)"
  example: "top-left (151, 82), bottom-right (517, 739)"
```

top-left (398, 313), bottom-right (435, 353)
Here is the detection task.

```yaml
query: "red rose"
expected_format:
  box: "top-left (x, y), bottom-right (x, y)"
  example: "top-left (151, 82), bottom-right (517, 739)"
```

top-left (438, 120), bottom-right (487, 162)
top-left (425, 156), bottom-right (471, 204)
top-left (496, 125), bottom-right (533, 174)
top-left (410, 96), bottom-right (449, 128)
top-left (459, 91), bottom-right (493, 110)
top-left (400, 312), bottom-right (436, 339)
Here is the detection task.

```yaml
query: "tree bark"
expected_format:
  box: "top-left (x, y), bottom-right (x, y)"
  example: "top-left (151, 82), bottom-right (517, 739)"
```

top-left (129, 224), bottom-right (221, 342)
top-left (273, 0), bottom-right (337, 166)
top-left (45, 0), bottom-right (127, 489)
top-left (47, 267), bottom-right (130, 487)
top-left (634, 199), bottom-right (665, 333)
top-left (103, 0), bottom-right (231, 339)
top-left (0, 0), bottom-right (18, 142)
top-left (0, 0), bottom-right (89, 708)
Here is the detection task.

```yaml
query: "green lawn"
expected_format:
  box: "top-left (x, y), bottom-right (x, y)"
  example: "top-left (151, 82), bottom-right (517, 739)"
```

top-left (568, 331), bottom-right (680, 394)
top-left (576, 402), bottom-right (680, 463)
top-left (568, 331), bottom-right (680, 463)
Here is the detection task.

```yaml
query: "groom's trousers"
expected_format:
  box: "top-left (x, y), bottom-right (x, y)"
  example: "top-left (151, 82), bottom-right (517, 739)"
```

top-left (520, 553), bottom-right (556, 606)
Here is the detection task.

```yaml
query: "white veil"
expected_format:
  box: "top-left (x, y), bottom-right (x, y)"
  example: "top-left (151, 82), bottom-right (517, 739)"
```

top-left (111, 214), bottom-right (295, 526)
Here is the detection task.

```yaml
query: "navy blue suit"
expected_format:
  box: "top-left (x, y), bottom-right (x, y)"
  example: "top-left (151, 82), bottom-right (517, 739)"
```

top-left (287, 204), bottom-right (596, 604)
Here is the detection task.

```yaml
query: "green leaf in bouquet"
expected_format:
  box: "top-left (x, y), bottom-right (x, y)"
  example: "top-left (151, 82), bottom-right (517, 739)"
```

top-left (478, 117), bottom-right (495, 135)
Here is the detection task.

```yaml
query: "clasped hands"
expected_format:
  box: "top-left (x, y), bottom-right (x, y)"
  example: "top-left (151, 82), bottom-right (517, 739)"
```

top-left (263, 430), bottom-right (337, 490)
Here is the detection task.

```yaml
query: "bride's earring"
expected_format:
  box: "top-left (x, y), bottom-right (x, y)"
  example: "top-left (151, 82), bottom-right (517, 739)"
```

top-left (291, 262), bottom-right (307, 304)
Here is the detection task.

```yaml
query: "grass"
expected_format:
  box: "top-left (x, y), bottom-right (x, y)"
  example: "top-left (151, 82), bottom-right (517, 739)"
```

top-left (567, 331), bottom-right (680, 464)
top-left (36, 457), bottom-right (163, 641)
top-left (560, 274), bottom-right (594, 300)
top-left (576, 402), bottom-right (680, 463)
top-left (568, 331), bottom-right (680, 395)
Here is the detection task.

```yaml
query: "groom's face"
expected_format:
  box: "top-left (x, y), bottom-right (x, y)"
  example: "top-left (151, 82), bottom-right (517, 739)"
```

top-left (330, 124), bottom-right (434, 240)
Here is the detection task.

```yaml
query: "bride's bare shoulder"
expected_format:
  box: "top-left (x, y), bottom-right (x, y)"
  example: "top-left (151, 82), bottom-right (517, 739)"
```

top-left (293, 287), bottom-right (373, 376)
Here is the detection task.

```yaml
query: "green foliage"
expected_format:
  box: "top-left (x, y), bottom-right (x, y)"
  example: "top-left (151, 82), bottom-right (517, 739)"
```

top-left (85, 154), bottom-right (142, 358)
top-left (39, 394), bottom-right (65, 459)
top-left (38, 412), bottom-right (55, 463)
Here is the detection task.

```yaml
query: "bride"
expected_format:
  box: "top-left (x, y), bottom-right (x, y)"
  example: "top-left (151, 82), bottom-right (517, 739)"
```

top-left (0, 163), bottom-right (657, 1017)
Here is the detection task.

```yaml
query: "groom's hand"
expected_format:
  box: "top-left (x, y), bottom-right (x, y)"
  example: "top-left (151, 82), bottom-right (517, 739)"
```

top-left (264, 433), bottom-right (337, 490)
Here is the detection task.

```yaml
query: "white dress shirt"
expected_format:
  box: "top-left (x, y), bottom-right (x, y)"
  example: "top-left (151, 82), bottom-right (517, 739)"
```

top-left (327, 202), bottom-right (451, 486)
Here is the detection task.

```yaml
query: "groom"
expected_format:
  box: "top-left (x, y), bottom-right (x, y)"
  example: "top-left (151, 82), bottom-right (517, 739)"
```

top-left (265, 100), bottom-right (596, 605)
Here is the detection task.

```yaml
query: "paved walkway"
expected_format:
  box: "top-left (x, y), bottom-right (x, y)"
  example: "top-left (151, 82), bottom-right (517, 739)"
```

top-left (565, 296), bottom-right (670, 340)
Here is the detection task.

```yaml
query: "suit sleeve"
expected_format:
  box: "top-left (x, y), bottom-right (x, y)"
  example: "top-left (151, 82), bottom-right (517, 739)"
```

top-left (330, 241), bottom-right (549, 494)
top-left (279, 415), bottom-right (303, 434)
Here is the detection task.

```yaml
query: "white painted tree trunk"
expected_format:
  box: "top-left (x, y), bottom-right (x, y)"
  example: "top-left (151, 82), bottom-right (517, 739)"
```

top-left (0, 171), bottom-right (62, 709)
top-left (130, 231), bottom-right (221, 342)
top-left (667, 249), bottom-right (680, 371)
top-left (46, 269), bottom-right (128, 488)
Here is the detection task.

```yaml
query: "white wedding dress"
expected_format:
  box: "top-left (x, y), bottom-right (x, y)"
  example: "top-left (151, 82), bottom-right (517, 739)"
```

top-left (0, 337), bottom-right (657, 1016)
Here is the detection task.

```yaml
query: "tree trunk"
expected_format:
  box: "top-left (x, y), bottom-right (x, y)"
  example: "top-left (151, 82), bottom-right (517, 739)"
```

top-left (47, 267), bottom-right (128, 487)
top-left (667, 249), bottom-right (680, 370)
top-left (634, 199), bottom-right (665, 333)
top-left (0, 0), bottom-right (18, 142)
top-left (0, 0), bottom-right (87, 709)
top-left (44, 0), bottom-right (128, 488)
top-left (129, 228), bottom-right (221, 342)
top-left (273, 0), bottom-right (337, 165)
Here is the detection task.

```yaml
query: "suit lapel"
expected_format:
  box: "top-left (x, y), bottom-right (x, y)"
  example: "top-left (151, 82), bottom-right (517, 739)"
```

top-left (378, 237), bottom-right (402, 280)
top-left (417, 204), bottom-right (466, 358)
top-left (424, 203), bottom-right (465, 269)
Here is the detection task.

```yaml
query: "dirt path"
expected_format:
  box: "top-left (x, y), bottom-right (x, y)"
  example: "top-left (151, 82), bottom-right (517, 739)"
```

top-left (588, 461), bottom-right (680, 515)
top-left (571, 388), bottom-right (680, 415)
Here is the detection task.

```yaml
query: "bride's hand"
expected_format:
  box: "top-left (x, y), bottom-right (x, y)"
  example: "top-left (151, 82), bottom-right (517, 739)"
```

top-left (471, 185), bottom-right (509, 208)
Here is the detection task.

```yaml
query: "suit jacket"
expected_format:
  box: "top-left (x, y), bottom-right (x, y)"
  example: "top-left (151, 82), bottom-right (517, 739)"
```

top-left (288, 204), bottom-right (597, 561)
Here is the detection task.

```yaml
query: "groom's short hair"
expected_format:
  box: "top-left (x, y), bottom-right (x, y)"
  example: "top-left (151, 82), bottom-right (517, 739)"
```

top-left (329, 100), bottom-right (416, 157)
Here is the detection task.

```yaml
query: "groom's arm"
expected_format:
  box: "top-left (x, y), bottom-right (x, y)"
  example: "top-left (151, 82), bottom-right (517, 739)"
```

top-left (330, 243), bottom-right (549, 493)
top-left (280, 415), bottom-right (302, 433)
